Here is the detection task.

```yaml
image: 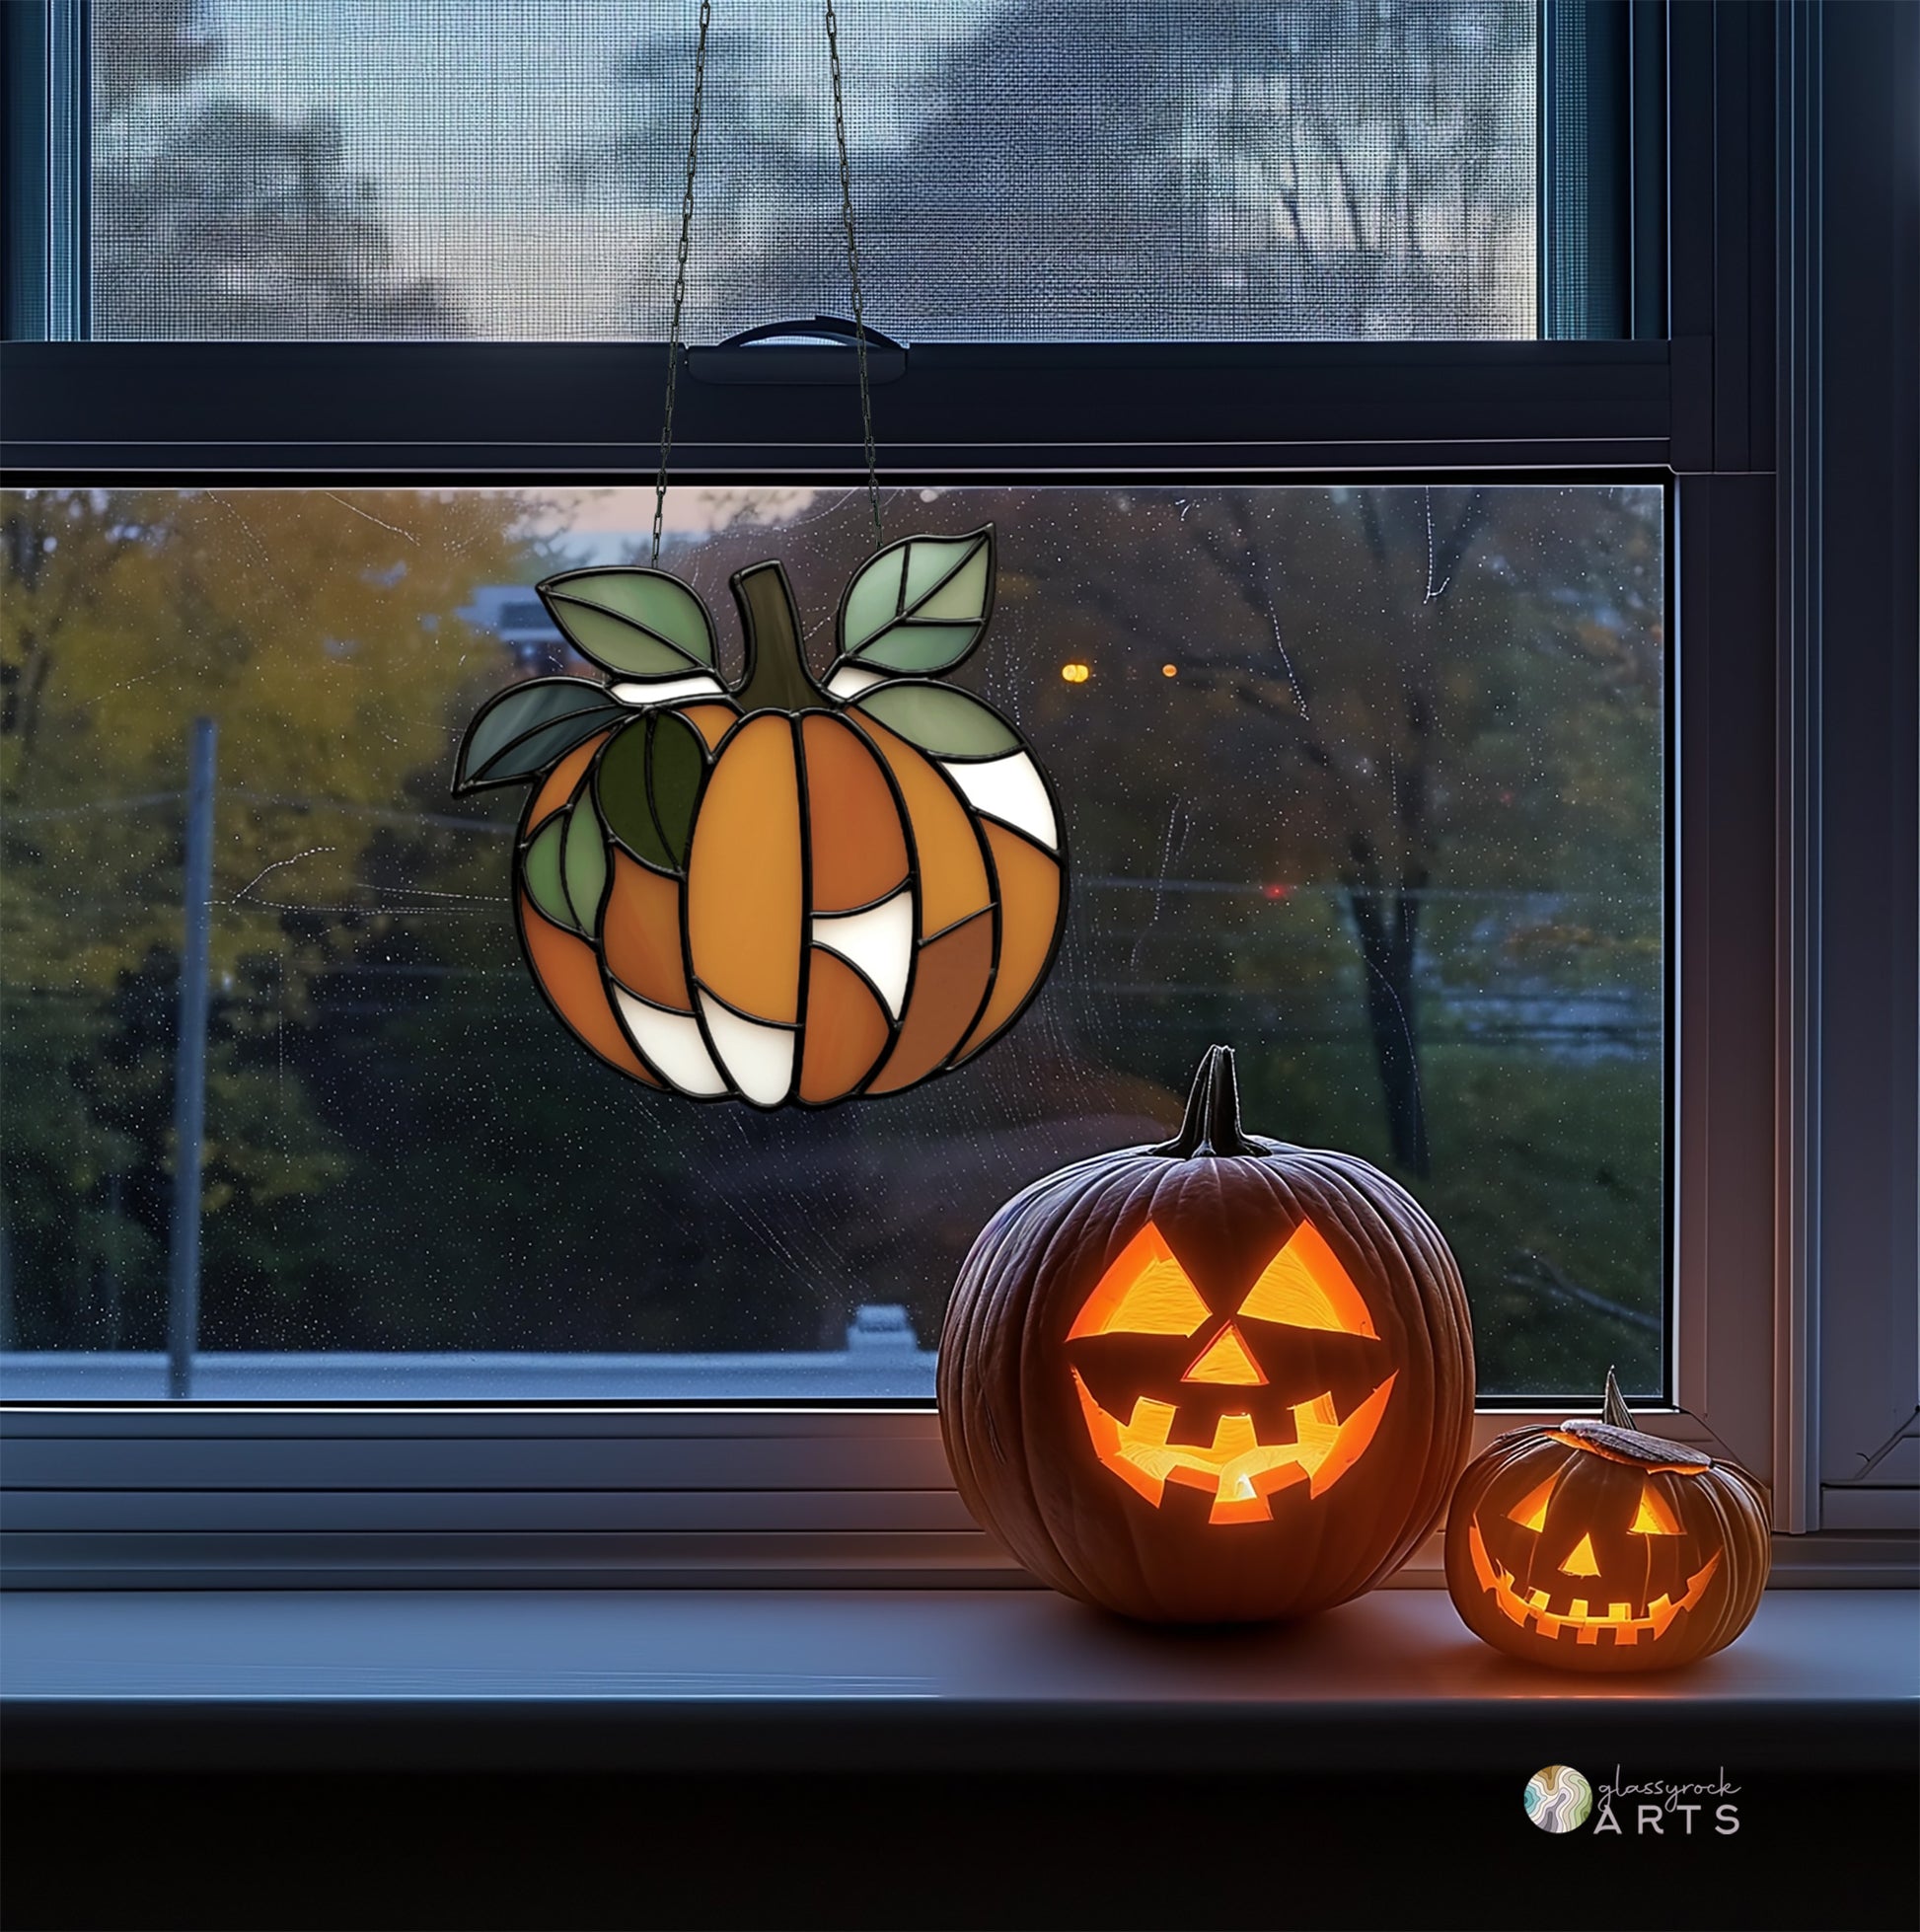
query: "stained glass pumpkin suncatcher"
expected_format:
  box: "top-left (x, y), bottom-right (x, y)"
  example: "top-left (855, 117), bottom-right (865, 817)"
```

top-left (453, 527), bottom-right (1068, 1107)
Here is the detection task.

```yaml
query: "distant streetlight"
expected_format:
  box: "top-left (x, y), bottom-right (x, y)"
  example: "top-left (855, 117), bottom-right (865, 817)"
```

top-left (1061, 661), bottom-right (1091, 685)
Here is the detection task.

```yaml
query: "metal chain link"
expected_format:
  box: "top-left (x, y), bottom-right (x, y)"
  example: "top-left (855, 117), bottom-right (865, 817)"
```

top-left (651, 0), bottom-right (713, 567)
top-left (824, 0), bottom-right (883, 548)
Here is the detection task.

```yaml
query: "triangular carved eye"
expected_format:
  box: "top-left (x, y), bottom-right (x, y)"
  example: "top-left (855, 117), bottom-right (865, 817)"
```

top-left (1507, 1473), bottom-right (1558, 1531)
top-left (1235, 1221), bottom-right (1377, 1338)
top-left (1068, 1223), bottom-right (1210, 1339)
top-left (1629, 1483), bottom-right (1683, 1535)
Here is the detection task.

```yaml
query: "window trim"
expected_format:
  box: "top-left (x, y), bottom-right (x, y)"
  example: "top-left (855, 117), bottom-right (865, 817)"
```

top-left (3, 0), bottom-right (1911, 1579)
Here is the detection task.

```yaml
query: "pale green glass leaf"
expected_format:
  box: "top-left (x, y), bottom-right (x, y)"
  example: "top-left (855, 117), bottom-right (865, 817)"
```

top-left (902, 536), bottom-right (982, 605)
top-left (854, 681), bottom-right (1020, 759)
top-left (540, 568), bottom-right (716, 677)
top-left (455, 678), bottom-right (622, 792)
top-left (522, 815), bottom-right (578, 931)
top-left (913, 545), bottom-right (991, 622)
top-left (838, 528), bottom-right (996, 675)
top-left (562, 793), bottom-right (609, 929)
top-left (841, 548), bottom-right (907, 654)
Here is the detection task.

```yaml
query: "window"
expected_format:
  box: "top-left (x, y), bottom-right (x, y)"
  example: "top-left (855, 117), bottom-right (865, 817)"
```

top-left (5, 0), bottom-right (1910, 1576)
top-left (1, 480), bottom-right (1664, 1405)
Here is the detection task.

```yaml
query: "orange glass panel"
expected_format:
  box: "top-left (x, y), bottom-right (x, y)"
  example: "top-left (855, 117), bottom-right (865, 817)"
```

top-left (525, 729), bottom-right (609, 832)
top-left (801, 713), bottom-right (910, 914)
top-left (1182, 1323), bottom-right (1268, 1386)
top-left (600, 850), bottom-right (691, 1011)
top-left (675, 702), bottom-right (738, 752)
top-left (1630, 1482), bottom-right (1684, 1535)
top-left (1559, 1531), bottom-right (1603, 1577)
top-left (687, 714), bottom-right (803, 1024)
top-left (1507, 1472), bottom-right (1559, 1532)
top-left (864, 910), bottom-right (994, 1094)
top-left (797, 946), bottom-right (892, 1103)
top-left (518, 894), bottom-right (657, 1083)
top-left (849, 718), bottom-right (991, 937)
top-left (955, 820), bottom-right (1061, 1062)
top-left (1235, 1220), bottom-right (1377, 1338)
top-left (1067, 1222), bottom-right (1210, 1339)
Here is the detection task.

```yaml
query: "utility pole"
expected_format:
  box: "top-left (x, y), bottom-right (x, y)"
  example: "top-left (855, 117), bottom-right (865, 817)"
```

top-left (167, 718), bottom-right (215, 1400)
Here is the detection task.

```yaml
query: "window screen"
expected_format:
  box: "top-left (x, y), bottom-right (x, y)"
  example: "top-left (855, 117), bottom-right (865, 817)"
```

top-left (90, 0), bottom-right (1538, 341)
top-left (0, 483), bottom-right (1662, 1399)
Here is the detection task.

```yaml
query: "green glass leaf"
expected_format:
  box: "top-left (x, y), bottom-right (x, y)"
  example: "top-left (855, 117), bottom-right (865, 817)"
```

top-left (853, 681), bottom-right (1020, 759)
top-left (455, 678), bottom-right (622, 792)
top-left (838, 528), bottom-right (996, 675)
top-left (593, 719), bottom-right (671, 869)
top-left (647, 709), bottom-right (705, 867)
top-left (522, 815), bottom-right (578, 931)
top-left (540, 568), bottom-right (716, 678)
top-left (562, 792), bottom-right (609, 929)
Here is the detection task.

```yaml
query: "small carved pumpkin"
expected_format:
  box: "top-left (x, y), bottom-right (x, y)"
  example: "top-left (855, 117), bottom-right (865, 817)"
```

top-left (453, 527), bottom-right (1066, 1107)
top-left (1443, 1374), bottom-right (1771, 1672)
top-left (938, 1045), bottom-right (1476, 1623)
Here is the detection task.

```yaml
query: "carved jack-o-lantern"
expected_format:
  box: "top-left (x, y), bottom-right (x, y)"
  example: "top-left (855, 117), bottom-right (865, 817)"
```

top-left (1443, 1374), bottom-right (1771, 1672)
top-left (939, 1045), bottom-right (1475, 1623)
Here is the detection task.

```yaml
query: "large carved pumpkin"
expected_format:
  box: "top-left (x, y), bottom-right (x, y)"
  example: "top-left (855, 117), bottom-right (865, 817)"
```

top-left (939, 1045), bottom-right (1475, 1623)
top-left (454, 528), bottom-right (1066, 1107)
top-left (1444, 1373), bottom-right (1770, 1672)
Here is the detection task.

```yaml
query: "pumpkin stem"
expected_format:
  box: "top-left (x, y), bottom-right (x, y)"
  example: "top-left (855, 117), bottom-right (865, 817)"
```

top-left (730, 561), bottom-right (826, 715)
top-left (1602, 1368), bottom-right (1636, 1430)
top-left (1155, 1045), bottom-right (1258, 1158)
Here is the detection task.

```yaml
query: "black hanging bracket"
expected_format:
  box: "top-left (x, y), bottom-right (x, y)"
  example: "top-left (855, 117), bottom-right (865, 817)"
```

top-left (688, 315), bottom-right (908, 386)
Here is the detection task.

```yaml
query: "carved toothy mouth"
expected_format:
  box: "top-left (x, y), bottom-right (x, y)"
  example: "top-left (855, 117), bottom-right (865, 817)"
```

top-left (1465, 1520), bottom-right (1721, 1646)
top-left (1071, 1369), bottom-right (1396, 1523)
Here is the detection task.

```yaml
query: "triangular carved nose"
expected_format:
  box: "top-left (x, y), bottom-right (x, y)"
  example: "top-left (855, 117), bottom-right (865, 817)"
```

top-left (1559, 1531), bottom-right (1602, 1577)
top-left (1182, 1323), bottom-right (1268, 1386)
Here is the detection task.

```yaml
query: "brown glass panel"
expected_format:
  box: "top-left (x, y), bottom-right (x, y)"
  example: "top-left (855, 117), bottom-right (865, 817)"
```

top-left (524, 728), bottom-right (609, 832)
top-left (956, 823), bottom-right (1062, 1061)
top-left (801, 712), bottom-right (910, 914)
top-left (796, 946), bottom-right (892, 1103)
top-left (865, 910), bottom-right (995, 1095)
top-left (687, 713), bottom-right (803, 1024)
top-left (518, 894), bottom-right (658, 1083)
top-left (850, 717), bottom-right (991, 937)
top-left (601, 850), bottom-right (692, 1011)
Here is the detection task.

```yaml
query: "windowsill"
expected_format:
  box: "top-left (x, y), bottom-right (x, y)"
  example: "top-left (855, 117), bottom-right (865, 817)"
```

top-left (4, 1587), bottom-right (1912, 1774)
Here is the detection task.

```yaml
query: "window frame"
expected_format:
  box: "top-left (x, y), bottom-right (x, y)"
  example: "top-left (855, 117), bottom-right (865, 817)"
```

top-left (3, 0), bottom-right (1912, 1585)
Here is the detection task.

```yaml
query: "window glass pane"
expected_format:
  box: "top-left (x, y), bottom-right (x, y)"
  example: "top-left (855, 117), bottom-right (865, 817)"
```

top-left (90, 0), bottom-right (1538, 342)
top-left (1, 483), bottom-right (1662, 1400)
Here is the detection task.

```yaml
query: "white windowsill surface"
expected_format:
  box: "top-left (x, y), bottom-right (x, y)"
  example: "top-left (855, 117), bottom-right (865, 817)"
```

top-left (4, 1587), bottom-right (1913, 1773)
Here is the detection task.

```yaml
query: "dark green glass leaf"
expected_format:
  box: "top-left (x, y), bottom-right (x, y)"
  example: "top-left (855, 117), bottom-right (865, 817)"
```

top-left (853, 681), bottom-right (1020, 759)
top-left (647, 709), bottom-right (706, 867)
top-left (455, 678), bottom-right (622, 791)
top-left (562, 792), bottom-right (609, 929)
top-left (838, 528), bottom-right (995, 675)
top-left (593, 719), bottom-right (671, 869)
top-left (522, 815), bottom-right (577, 931)
top-left (540, 568), bottom-right (716, 677)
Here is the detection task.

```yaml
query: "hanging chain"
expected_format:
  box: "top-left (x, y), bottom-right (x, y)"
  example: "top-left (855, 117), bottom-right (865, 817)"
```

top-left (651, 0), bottom-right (713, 567)
top-left (824, 0), bottom-right (883, 547)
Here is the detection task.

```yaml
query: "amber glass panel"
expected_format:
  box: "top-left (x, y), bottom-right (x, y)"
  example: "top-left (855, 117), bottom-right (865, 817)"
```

top-left (687, 714), bottom-right (803, 1025)
top-left (601, 852), bottom-right (691, 1012)
top-left (801, 714), bottom-right (910, 915)
top-left (526, 730), bottom-right (607, 831)
top-left (852, 719), bottom-right (991, 938)
top-left (675, 702), bottom-right (739, 753)
top-left (958, 823), bottom-right (1061, 1059)
top-left (866, 911), bottom-right (996, 1095)
top-left (518, 896), bottom-right (656, 1083)
top-left (797, 947), bottom-right (893, 1104)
